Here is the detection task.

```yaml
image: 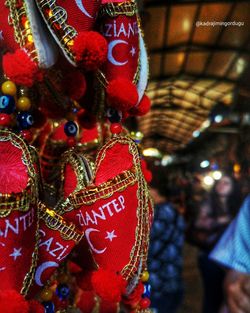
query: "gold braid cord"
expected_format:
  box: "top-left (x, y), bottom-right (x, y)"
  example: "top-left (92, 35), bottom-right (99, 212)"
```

top-left (38, 202), bottom-right (83, 243)
top-left (99, 0), bottom-right (138, 17)
top-left (5, 0), bottom-right (38, 61)
top-left (0, 130), bottom-right (40, 296)
top-left (62, 136), bottom-right (151, 281)
top-left (35, 0), bottom-right (77, 63)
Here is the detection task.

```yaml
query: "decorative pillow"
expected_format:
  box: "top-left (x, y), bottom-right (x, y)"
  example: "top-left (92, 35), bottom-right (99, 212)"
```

top-left (0, 130), bottom-right (40, 296)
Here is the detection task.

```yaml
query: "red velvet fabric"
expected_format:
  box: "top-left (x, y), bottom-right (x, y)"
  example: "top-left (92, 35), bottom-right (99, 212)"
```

top-left (0, 209), bottom-right (38, 293)
top-left (0, 141), bottom-right (28, 193)
top-left (100, 7), bottom-right (139, 83)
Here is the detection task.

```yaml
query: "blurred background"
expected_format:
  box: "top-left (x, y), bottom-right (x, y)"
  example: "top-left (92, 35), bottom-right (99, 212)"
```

top-left (131, 1), bottom-right (250, 312)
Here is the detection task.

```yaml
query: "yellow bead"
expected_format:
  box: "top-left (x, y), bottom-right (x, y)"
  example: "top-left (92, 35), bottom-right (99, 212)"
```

top-left (1, 81), bottom-right (17, 96)
top-left (17, 96), bottom-right (32, 111)
top-left (141, 270), bottom-right (150, 282)
top-left (40, 288), bottom-right (53, 301)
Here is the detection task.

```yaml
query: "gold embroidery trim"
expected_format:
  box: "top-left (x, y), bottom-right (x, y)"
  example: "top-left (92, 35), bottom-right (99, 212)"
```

top-left (69, 169), bottom-right (137, 206)
top-left (0, 187), bottom-right (34, 216)
top-left (35, 0), bottom-right (77, 63)
top-left (99, 0), bottom-right (137, 17)
top-left (39, 202), bottom-right (83, 243)
top-left (5, 0), bottom-right (38, 61)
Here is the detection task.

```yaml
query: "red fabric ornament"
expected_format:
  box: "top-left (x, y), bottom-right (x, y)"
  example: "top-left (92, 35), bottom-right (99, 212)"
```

top-left (77, 109), bottom-right (97, 129)
top-left (29, 206), bottom-right (82, 296)
top-left (28, 300), bottom-right (44, 313)
top-left (62, 70), bottom-right (87, 101)
top-left (64, 137), bottom-right (151, 280)
top-left (0, 290), bottom-right (29, 313)
top-left (91, 269), bottom-right (126, 303)
top-left (106, 78), bottom-right (138, 112)
top-left (3, 49), bottom-right (43, 87)
top-left (73, 31), bottom-right (108, 71)
top-left (130, 95), bottom-right (151, 116)
top-left (0, 141), bottom-right (28, 193)
top-left (77, 290), bottom-right (96, 313)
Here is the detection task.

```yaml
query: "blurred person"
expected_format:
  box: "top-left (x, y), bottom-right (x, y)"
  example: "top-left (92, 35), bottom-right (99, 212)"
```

top-left (210, 195), bottom-right (250, 313)
top-left (148, 169), bottom-right (185, 313)
top-left (192, 174), bottom-right (242, 313)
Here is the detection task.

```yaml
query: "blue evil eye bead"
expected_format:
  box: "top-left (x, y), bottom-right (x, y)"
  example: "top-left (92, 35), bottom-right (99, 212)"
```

top-left (17, 111), bottom-right (34, 129)
top-left (0, 95), bottom-right (15, 114)
top-left (42, 301), bottom-right (55, 313)
top-left (56, 283), bottom-right (70, 300)
top-left (64, 121), bottom-right (78, 137)
top-left (143, 283), bottom-right (151, 298)
top-left (106, 107), bottom-right (122, 123)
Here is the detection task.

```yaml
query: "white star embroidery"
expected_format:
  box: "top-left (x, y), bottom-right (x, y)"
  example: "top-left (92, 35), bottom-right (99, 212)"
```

top-left (0, 30), bottom-right (3, 41)
top-left (105, 230), bottom-right (117, 242)
top-left (130, 46), bottom-right (136, 57)
top-left (9, 247), bottom-right (22, 261)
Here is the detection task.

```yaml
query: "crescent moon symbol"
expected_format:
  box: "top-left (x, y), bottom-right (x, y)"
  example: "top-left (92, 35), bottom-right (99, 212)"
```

top-left (35, 261), bottom-right (59, 287)
top-left (85, 228), bottom-right (107, 254)
top-left (75, 0), bottom-right (93, 19)
top-left (108, 40), bottom-right (128, 66)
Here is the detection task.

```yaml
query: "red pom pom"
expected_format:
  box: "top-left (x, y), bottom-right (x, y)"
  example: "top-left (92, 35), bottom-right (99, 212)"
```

top-left (28, 300), bottom-right (44, 313)
top-left (77, 290), bottom-right (96, 313)
top-left (77, 109), bottom-right (96, 129)
top-left (106, 78), bottom-right (138, 113)
top-left (0, 290), bottom-right (29, 313)
top-left (91, 269), bottom-right (126, 303)
top-left (3, 49), bottom-right (43, 87)
top-left (140, 297), bottom-right (151, 309)
top-left (130, 94), bottom-right (151, 116)
top-left (73, 31), bottom-right (108, 71)
top-left (62, 70), bottom-right (87, 101)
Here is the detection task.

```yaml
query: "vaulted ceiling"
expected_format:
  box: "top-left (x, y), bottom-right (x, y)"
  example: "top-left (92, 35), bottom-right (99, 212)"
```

top-left (139, 0), bottom-right (250, 154)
